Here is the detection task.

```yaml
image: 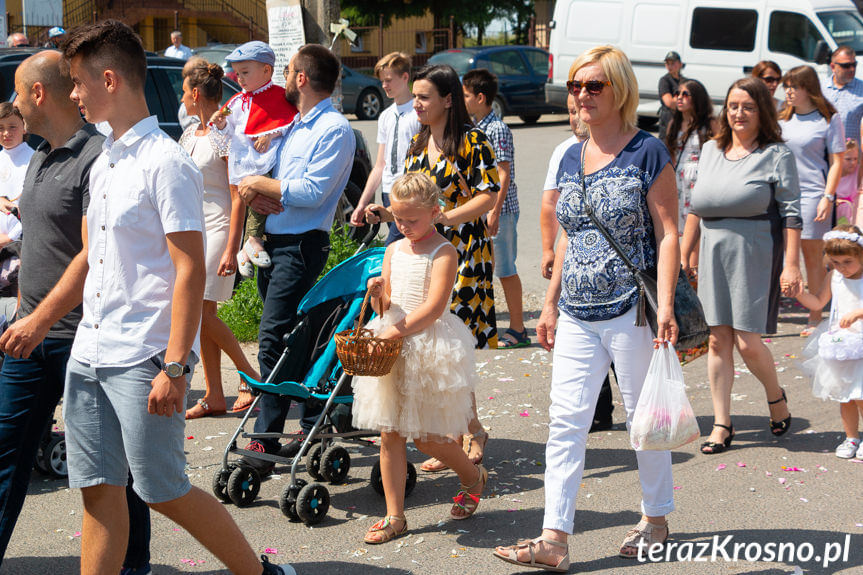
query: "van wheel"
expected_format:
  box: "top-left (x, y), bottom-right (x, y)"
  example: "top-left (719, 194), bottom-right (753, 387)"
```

top-left (519, 114), bottom-right (541, 124)
top-left (492, 97), bottom-right (505, 119)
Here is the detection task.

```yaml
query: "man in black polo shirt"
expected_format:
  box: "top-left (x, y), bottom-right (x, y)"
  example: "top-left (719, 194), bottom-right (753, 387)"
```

top-left (0, 51), bottom-right (150, 574)
top-left (657, 50), bottom-right (685, 139)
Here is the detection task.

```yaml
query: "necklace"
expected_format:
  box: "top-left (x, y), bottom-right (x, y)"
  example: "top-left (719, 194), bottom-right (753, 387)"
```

top-left (410, 228), bottom-right (437, 246)
top-left (728, 143), bottom-right (755, 161)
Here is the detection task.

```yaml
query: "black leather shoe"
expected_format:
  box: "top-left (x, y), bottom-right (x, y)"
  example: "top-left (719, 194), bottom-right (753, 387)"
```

top-left (589, 418), bottom-right (613, 433)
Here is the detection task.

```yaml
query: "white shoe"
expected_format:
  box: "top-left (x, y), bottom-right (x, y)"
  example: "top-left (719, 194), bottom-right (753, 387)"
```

top-left (856, 442), bottom-right (863, 460)
top-left (835, 437), bottom-right (860, 459)
top-left (243, 238), bottom-right (271, 268)
top-left (275, 565), bottom-right (296, 575)
top-left (237, 251), bottom-right (255, 278)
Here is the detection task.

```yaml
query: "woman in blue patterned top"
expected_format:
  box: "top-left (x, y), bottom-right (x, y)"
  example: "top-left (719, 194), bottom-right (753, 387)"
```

top-left (492, 46), bottom-right (680, 571)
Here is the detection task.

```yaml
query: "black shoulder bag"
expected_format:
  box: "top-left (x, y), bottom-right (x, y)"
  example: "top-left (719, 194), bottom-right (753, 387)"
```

top-left (578, 143), bottom-right (709, 350)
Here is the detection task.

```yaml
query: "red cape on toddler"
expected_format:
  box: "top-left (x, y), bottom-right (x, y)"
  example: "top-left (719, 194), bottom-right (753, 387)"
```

top-left (222, 82), bottom-right (298, 138)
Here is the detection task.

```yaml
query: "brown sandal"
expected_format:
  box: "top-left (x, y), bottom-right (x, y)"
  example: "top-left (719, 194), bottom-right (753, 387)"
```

top-left (420, 457), bottom-right (449, 472)
top-left (463, 429), bottom-right (489, 465)
top-left (619, 520), bottom-right (669, 558)
top-left (363, 515), bottom-right (408, 544)
top-left (450, 464), bottom-right (488, 520)
top-left (492, 536), bottom-right (570, 572)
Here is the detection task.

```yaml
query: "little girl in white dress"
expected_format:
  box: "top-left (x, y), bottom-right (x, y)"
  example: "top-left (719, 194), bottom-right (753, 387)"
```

top-left (351, 172), bottom-right (488, 544)
top-left (796, 226), bottom-right (863, 459)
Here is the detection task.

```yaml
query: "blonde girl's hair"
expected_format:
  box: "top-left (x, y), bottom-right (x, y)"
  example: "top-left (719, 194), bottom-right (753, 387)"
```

top-left (568, 45), bottom-right (639, 132)
top-left (390, 172), bottom-right (442, 209)
top-left (824, 224), bottom-right (863, 259)
top-left (846, 138), bottom-right (858, 153)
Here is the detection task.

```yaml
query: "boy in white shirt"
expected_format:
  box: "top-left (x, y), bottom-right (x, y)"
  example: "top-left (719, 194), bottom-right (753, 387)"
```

top-left (350, 52), bottom-right (420, 245)
top-left (0, 103), bottom-right (34, 213)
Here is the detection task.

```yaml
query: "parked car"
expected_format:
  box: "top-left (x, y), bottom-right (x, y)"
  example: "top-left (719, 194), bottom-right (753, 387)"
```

top-left (191, 43), bottom-right (239, 82)
top-left (0, 47), bottom-right (374, 239)
top-left (547, 0), bottom-right (863, 120)
top-left (428, 46), bottom-right (565, 123)
top-left (341, 64), bottom-right (388, 121)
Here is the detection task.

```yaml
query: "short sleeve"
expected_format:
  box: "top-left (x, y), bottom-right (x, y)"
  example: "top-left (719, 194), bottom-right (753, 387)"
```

top-left (828, 113), bottom-right (847, 154)
top-left (640, 133), bottom-right (672, 188)
top-left (463, 129), bottom-right (500, 195)
top-left (658, 75), bottom-right (673, 96)
top-left (150, 143), bottom-right (204, 235)
top-left (544, 145), bottom-right (565, 191)
top-left (772, 144), bottom-right (803, 229)
top-left (485, 122), bottom-right (514, 163)
top-left (376, 109), bottom-right (388, 145)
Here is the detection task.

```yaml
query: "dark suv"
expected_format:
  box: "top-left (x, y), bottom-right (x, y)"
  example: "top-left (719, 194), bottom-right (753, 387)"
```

top-left (428, 46), bottom-right (565, 124)
top-left (0, 48), bottom-right (373, 237)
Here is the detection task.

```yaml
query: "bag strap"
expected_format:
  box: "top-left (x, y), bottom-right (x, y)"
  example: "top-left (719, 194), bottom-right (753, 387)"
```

top-left (578, 142), bottom-right (641, 276)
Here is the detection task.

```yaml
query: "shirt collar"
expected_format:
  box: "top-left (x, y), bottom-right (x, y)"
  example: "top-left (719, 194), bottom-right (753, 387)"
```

top-left (296, 98), bottom-right (334, 126)
top-left (36, 123), bottom-right (100, 155)
top-left (103, 115), bottom-right (159, 151)
top-left (476, 111), bottom-right (497, 128)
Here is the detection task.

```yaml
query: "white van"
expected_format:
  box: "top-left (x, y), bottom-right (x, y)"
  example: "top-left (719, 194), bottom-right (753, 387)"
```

top-left (546, 0), bottom-right (863, 119)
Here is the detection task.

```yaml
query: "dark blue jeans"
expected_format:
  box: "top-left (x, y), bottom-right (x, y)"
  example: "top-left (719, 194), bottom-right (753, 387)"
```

top-left (254, 231), bottom-right (330, 451)
top-left (0, 338), bottom-right (150, 568)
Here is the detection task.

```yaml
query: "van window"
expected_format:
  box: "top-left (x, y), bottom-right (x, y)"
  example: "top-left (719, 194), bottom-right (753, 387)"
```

top-left (818, 10), bottom-right (863, 54)
top-left (769, 12), bottom-right (826, 61)
top-left (690, 8), bottom-right (757, 52)
top-left (489, 50), bottom-right (528, 76)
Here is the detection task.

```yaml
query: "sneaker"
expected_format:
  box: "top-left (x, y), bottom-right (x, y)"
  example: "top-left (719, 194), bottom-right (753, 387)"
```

top-left (278, 430), bottom-right (318, 459)
top-left (261, 555), bottom-right (296, 575)
top-left (239, 440), bottom-right (277, 475)
top-left (119, 565), bottom-right (152, 575)
top-left (835, 437), bottom-right (860, 459)
top-left (857, 442), bottom-right (863, 460)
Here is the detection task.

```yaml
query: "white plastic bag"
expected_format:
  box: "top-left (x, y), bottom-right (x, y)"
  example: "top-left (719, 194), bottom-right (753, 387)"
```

top-left (630, 345), bottom-right (700, 451)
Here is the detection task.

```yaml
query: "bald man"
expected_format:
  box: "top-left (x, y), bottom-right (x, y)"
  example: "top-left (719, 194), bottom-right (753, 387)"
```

top-left (5, 32), bottom-right (29, 47)
top-left (0, 51), bottom-right (152, 574)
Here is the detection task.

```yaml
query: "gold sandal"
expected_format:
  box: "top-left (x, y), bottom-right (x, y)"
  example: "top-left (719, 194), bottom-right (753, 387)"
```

top-left (363, 515), bottom-right (408, 544)
top-left (619, 520), bottom-right (668, 558)
top-left (492, 536), bottom-right (570, 572)
top-left (463, 429), bottom-right (489, 465)
top-left (450, 464), bottom-right (488, 520)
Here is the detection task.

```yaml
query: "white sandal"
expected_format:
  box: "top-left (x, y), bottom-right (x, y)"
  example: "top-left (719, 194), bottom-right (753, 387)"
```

top-left (619, 520), bottom-right (668, 558)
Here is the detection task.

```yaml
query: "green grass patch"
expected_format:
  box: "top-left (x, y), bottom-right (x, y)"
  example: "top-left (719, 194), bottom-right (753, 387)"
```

top-left (217, 225), bottom-right (380, 342)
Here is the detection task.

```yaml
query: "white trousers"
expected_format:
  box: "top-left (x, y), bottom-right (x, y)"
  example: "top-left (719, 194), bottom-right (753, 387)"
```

top-left (543, 307), bottom-right (675, 534)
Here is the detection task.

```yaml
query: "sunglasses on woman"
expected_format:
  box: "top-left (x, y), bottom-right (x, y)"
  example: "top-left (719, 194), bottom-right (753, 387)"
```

top-left (566, 80), bottom-right (612, 96)
top-left (673, 90), bottom-right (691, 98)
top-left (760, 75), bottom-right (781, 84)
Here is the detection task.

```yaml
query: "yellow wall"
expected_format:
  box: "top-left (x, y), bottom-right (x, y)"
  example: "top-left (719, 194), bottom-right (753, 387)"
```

top-left (336, 11), bottom-right (460, 60)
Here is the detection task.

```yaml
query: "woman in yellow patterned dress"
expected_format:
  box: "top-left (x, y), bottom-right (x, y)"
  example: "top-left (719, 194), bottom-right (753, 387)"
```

top-left (365, 64), bottom-right (500, 471)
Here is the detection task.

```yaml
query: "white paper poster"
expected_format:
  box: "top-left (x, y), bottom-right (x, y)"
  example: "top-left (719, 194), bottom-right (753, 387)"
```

top-left (267, 0), bottom-right (305, 87)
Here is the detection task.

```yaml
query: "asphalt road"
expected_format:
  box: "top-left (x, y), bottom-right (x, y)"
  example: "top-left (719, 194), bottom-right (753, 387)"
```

top-left (3, 115), bottom-right (861, 574)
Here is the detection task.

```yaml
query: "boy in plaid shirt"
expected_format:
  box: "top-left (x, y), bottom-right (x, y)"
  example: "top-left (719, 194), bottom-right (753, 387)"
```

top-left (463, 69), bottom-right (529, 348)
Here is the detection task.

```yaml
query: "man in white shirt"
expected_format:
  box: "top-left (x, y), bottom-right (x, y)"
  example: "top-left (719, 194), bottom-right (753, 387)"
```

top-left (350, 52), bottom-right (420, 244)
top-left (164, 30), bottom-right (193, 61)
top-left (62, 20), bottom-right (292, 575)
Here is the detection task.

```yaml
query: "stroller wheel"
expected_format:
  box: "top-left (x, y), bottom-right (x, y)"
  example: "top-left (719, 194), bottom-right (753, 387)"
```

top-left (227, 466), bottom-right (261, 507)
top-left (371, 461), bottom-right (417, 497)
top-left (279, 479), bottom-right (307, 522)
top-left (42, 434), bottom-right (67, 478)
top-left (212, 467), bottom-right (234, 503)
top-left (305, 444), bottom-right (324, 481)
top-left (295, 482), bottom-right (330, 525)
top-left (320, 446), bottom-right (351, 484)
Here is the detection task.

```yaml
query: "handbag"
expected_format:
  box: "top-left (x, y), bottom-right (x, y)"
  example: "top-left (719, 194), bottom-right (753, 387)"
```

top-left (578, 142), bottom-right (709, 350)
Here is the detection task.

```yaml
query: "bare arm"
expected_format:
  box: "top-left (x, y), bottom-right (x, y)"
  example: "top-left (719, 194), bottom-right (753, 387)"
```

top-left (352, 143), bottom-right (386, 226)
top-left (780, 227), bottom-right (803, 296)
top-left (0, 217), bottom-right (89, 359)
top-left (646, 164), bottom-right (680, 346)
top-left (795, 269), bottom-right (833, 311)
top-left (815, 151), bottom-right (844, 222)
top-left (486, 160), bottom-right (511, 237)
top-left (536, 229), bottom-right (566, 351)
top-left (680, 212), bottom-right (701, 276)
top-left (540, 188), bottom-right (561, 279)
top-left (439, 190), bottom-right (496, 227)
top-left (378, 245), bottom-right (458, 339)
top-left (219, 174), bottom-right (245, 276)
top-left (147, 230), bottom-right (205, 416)
top-left (661, 93), bottom-right (676, 109)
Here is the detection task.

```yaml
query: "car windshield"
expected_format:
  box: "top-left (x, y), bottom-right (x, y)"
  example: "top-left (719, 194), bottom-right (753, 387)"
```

top-left (428, 50), bottom-right (474, 75)
top-left (818, 10), bottom-right (863, 53)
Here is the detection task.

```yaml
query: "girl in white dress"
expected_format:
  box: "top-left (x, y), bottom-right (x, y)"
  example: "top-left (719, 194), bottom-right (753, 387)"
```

top-left (352, 172), bottom-right (487, 544)
top-left (796, 225), bottom-right (863, 459)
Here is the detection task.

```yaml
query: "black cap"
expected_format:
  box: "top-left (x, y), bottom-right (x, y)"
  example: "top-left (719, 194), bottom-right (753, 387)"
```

top-left (664, 51), bottom-right (682, 62)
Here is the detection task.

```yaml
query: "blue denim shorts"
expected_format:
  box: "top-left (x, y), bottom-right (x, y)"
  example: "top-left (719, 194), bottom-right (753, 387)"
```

top-left (64, 353), bottom-right (194, 504)
top-left (492, 212), bottom-right (519, 278)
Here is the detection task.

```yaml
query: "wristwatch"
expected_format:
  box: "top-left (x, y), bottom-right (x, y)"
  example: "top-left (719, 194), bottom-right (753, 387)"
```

top-left (824, 193), bottom-right (836, 202)
top-left (163, 361), bottom-right (190, 378)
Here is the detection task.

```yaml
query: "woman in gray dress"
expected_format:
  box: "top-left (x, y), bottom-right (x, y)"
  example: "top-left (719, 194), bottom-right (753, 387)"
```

top-left (681, 77), bottom-right (802, 454)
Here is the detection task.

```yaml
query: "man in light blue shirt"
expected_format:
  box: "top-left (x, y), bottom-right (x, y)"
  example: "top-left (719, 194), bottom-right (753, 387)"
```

top-left (237, 44), bottom-right (354, 470)
top-left (822, 45), bottom-right (863, 145)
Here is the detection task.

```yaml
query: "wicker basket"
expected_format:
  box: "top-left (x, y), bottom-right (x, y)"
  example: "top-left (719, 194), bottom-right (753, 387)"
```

top-left (335, 290), bottom-right (403, 376)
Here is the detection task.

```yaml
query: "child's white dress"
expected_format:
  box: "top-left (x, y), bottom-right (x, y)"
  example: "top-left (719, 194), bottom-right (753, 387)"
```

top-left (351, 240), bottom-right (476, 441)
top-left (801, 272), bottom-right (863, 402)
